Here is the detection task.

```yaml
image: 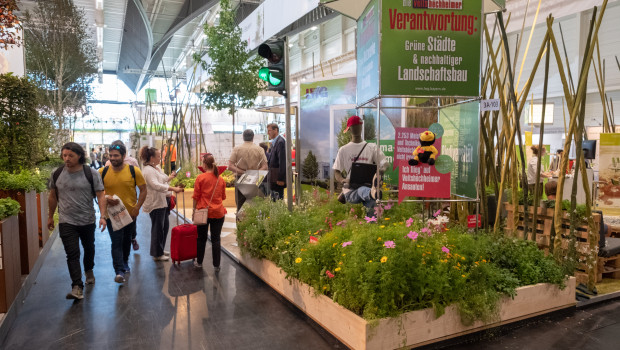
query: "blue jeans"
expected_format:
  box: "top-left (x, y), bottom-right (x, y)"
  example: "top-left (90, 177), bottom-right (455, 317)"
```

top-left (106, 219), bottom-right (135, 274)
top-left (59, 223), bottom-right (96, 288)
top-left (344, 186), bottom-right (376, 216)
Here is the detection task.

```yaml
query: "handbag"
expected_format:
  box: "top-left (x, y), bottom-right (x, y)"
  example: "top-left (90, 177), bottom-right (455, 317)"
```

top-left (349, 143), bottom-right (377, 189)
top-left (168, 196), bottom-right (176, 210)
top-left (192, 177), bottom-right (219, 225)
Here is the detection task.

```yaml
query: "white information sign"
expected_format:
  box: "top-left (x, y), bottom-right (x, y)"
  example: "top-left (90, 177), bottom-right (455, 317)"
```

top-left (480, 99), bottom-right (500, 112)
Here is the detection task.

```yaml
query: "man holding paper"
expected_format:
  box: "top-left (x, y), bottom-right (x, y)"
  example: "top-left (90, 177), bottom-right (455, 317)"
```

top-left (99, 141), bottom-right (147, 283)
top-left (228, 129), bottom-right (268, 211)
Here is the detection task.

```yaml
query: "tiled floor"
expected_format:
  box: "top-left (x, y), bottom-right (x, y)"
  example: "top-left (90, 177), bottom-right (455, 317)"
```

top-left (0, 210), bottom-right (343, 349)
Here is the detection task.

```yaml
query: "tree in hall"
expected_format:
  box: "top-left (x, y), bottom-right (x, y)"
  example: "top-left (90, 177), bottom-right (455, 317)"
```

top-left (302, 151), bottom-right (319, 183)
top-left (363, 113), bottom-right (376, 141)
top-left (0, 0), bottom-right (21, 50)
top-left (23, 0), bottom-right (97, 148)
top-left (194, 0), bottom-right (264, 148)
top-left (0, 73), bottom-right (53, 171)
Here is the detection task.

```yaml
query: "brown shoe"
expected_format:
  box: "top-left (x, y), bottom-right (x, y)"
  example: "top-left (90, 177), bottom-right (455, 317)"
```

top-left (338, 192), bottom-right (346, 204)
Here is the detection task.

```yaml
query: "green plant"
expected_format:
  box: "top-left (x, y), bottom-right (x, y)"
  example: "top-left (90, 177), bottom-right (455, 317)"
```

top-left (221, 170), bottom-right (235, 187)
top-left (0, 169), bottom-right (47, 192)
top-left (302, 151), bottom-right (319, 183)
top-left (194, 0), bottom-right (264, 148)
top-left (0, 197), bottom-right (20, 220)
top-left (237, 196), bottom-right (568, 324)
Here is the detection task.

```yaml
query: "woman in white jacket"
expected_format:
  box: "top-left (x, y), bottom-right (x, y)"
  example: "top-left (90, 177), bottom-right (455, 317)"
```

top-left (140, 146), bottom-right (184, 261)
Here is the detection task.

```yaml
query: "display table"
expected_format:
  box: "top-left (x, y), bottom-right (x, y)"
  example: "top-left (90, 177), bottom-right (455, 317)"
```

top-left (551, 168), bottom-right (593, 205)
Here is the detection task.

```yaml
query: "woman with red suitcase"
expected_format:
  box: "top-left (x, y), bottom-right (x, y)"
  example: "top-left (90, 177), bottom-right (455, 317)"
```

top-left (140, 146), bottom-right (184, 262)
top-left (192, 153), bottom-right (227, 271)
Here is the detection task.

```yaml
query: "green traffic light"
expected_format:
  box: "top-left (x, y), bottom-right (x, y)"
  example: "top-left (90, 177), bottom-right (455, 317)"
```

top-left (259, 67), bottom-right (270, 82)
top-left (268, 70), bottom-right (283, 86)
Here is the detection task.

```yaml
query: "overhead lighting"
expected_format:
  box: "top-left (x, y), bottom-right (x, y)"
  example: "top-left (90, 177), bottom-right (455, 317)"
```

top-left (310, 26), bottom-right (318, 31)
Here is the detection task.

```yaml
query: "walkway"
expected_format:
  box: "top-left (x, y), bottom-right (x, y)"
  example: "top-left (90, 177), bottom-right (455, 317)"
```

top-left (0, 210), bottom-right (343, 349)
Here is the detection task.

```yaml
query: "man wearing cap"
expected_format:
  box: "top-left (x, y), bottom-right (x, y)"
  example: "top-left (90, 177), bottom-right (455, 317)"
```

top-left (229, 129), bottom-right (268, 211)
top-left (333, 115), bottom-right (388, 216)
top-left (267, 123), bottom-right (287, 201)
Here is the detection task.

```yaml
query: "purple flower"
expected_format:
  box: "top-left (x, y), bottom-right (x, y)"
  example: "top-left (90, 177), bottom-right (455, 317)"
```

top-left (407, 231), bottom-right (418, 240)
top-left (442, 246), bottom-right (450, 254)
top-left (365, 216), bottom-right (377, 223)
top-left (329, 211), bottom-right (334, 214)
top-left (384, 241), bottom-right (396, 248)
top-left (342, 241), bottom-right (353, 247)
top-left (384, 202), bottom-right (393, 210)
top-left (406, 218), bottom-right (414, 227)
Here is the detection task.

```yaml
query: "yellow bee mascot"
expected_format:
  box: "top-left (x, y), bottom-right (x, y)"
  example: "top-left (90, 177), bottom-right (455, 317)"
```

top-left (408, 130), bottom-right (438, 166)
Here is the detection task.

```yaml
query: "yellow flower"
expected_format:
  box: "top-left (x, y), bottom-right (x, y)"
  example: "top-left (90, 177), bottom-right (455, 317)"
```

top-left (295, 258), bottom-right (302, 263)
top-left (342, 253), bottom-right (346, 257)
top-left (384, 218), bottom-right (390, 221)
top-left (482, 259), bottom-right (487, 263)
top-left (296, 231), bottom-right (299, 233)
top-left (301, 248), bottom-right (306, 251)
top-left (380, 225), bottom-right (385, 228)
top-left (338, 261), bottom-right (343, 265)
top-left (323, 286), bottom-right (327, 290)
top-left (380, 256), bottom-right (388, 263)
top-left (368, 260), bottom-right (373, 263)
top-left (462, 274), bottom-right (466, 278)
top-left (377, 237), bottom-right (382, 241)
top-left (335, 267), bottom-right (341, 272)
top-left (332, 243), bottom-right (337, 248)
top-left (461, 257), bottom-right (465, 261)
top-left (285, 241), bottom-right (290, 245)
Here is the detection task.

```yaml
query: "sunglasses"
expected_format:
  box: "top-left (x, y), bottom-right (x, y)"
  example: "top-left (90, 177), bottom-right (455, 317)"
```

top-left (110, 145), bottom-right (123, 150)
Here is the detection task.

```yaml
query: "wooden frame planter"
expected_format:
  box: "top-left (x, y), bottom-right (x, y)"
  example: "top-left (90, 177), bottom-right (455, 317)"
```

top-left (504, 204), bottom-right (601, 284)
top-left (0, 215), bottom-right (22, 313)
top-left (175, 188), bottom-right (237, 209)
top-left (0, 190), bottom-right (40, 275)
top-left (239, 253), bottom-right (576, 350)
top-left (36, 191), bottom-right (50, 248)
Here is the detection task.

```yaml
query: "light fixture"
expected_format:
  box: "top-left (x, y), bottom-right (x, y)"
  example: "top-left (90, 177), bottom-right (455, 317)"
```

top-left (310, 26), bottom-right (318, 31)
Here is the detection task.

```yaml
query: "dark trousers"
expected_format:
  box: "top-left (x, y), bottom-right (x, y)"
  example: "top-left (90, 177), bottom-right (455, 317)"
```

top-left (149, 202), bottom-right (170, 257)
top-left (270, 183), bottom-right (285, 201)
top-left (59, 223), bottom-right (96, 288)
top-left (196, 217), bottom-right (225, 267)
top-left (106, 219), bottom-right (135, 274)
top-left (170, 161), bottom-right (176, 171)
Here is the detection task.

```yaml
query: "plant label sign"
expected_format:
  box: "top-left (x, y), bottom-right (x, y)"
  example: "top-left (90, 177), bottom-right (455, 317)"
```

top-left (393, 127), bottom-right (429, 169)
top-left (467, 215), bottom-right (482, 228)
top-left (481, 99), bottom-right (500, 111)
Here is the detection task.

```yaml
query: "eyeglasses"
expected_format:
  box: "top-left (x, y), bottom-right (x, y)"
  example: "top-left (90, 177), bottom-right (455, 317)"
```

top-left (110, 145), bottom-right (123, 150)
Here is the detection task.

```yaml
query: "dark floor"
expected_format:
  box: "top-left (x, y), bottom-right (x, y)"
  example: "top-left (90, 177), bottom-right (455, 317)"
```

top-left (4, 212), bottom-right (620, 350)
top-left (0, 212), bottom-right (343, 350)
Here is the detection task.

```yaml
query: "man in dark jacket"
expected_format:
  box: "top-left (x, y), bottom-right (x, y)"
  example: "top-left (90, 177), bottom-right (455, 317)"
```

top-left (267, 123), bottom-right (286, 200)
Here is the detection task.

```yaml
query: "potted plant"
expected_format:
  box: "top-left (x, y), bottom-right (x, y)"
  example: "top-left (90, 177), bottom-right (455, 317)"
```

top-left (0, 197), bottom-right (22, 312)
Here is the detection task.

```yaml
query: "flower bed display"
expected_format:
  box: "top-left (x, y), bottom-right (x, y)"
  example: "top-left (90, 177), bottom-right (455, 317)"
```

top-left (36, 191), bottom-right (50, 248)
top-left (236, 195), bottom-right (576, 349)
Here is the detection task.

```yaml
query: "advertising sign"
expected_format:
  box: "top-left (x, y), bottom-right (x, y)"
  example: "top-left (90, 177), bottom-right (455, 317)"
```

top-left (356, 0), bottom-right (380, 106)
top-left (597, 133), bottom-right (620, 216)
top-left (440, 101), bottom-right (479, 198)
top-left (396, 128), bottom-right (450, 202)
top-left (380, 0), bottom-right (482, 97)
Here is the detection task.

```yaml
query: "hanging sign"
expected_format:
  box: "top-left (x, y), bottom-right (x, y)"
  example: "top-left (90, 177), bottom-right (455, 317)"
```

top-left (481, 99), bottom-right (500, 111)
top-left (380, 0), bottom-right (482, 97)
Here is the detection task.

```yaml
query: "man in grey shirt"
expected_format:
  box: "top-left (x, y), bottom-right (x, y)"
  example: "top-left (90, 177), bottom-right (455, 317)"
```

top-left (48, 142), bottom-right (107, 300)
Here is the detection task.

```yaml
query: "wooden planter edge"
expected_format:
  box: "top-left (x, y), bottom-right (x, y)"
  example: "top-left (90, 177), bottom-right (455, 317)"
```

top-left (238, 253), bottom-right (576, 350)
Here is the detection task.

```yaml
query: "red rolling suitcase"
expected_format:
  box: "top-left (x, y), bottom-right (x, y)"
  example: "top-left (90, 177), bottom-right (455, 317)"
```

top-left (170, 223), bottom-right (197, 264)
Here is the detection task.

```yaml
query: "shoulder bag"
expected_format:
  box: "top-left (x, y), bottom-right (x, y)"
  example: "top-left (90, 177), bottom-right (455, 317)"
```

top-left (349, 142), bottom-right (377, 189)
top-left (193, 177), bottom-right (219, 225)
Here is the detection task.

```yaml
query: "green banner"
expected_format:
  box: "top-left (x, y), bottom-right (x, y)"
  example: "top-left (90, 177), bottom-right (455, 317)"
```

top-left (439, 101), bottom-right (479, 198)
top-left (356, 0), bottom-right (380, 105)
top-left (380, 0), bottom-right (482, 97)
top-left (145, 89), bottom-right (157, 104)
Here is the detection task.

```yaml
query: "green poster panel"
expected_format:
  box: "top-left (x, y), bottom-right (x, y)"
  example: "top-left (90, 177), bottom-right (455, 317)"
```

top-left (145, 88), bottom-right (157, 104)
top-left (380, 0), bottom-right (482, 97)
top-left (356, 0), bottom-right (380, 105)
top-left (440, 101), bottom-right (479, 198)
top-left (367, 139), bottom-right (397, 187)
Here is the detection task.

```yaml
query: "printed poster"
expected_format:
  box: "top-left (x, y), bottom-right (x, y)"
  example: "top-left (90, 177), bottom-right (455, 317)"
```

top-left (598, 134), bottom-right (620, 216)
top-left (356, 0), bottom-right (380, 105)
top-left (380, 0), bottom-right (482, 97)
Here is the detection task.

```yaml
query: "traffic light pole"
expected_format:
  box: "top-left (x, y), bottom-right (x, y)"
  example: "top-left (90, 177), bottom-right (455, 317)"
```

top-left (284, 36), bottom-right (293, 212)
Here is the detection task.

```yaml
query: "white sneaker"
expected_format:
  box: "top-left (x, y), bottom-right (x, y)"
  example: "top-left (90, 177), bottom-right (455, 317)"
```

top-left (193, 261), bottom-right (202, 268)
top-left (66, 285), bottom-right (84, 300)
top-left (153, 255), bottom-right (169, 261)
top-left (163, 251), bottom-right (170, 256)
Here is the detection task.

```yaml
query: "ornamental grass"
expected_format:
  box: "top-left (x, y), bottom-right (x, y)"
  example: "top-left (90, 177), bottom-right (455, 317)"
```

top-left (237, 192), bottom-right (568, 324)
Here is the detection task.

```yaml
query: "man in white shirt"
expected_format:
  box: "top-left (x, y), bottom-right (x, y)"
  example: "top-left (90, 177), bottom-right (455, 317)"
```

top-left (333, 116), bottom-right (388, 216)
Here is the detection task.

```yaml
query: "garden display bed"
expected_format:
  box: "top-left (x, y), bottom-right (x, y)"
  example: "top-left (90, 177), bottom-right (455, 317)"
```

top-left (0, 216), bottom-right (22, 313)
top-left (175, 187), bottom-right (238, 209)
top-left (0, 190), bottom-right (40, 275)
top-left (239, 253), bottom-right (576, 350)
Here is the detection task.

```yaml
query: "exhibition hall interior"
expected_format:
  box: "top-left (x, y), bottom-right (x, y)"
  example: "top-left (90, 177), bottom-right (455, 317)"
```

top-left (2, 0), bottom-right (620, 349)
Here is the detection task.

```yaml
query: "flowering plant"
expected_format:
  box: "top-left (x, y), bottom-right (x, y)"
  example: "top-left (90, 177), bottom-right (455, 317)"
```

top-left (237, 195), bottom-right (568, 324)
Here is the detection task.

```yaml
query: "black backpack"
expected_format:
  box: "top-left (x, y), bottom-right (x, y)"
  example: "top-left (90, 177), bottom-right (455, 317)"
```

top-left (52, 165), bottom-right (97, 201)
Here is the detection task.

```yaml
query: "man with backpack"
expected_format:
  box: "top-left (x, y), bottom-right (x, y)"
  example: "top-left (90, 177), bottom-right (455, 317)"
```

top-left (48, 142), bottom-right (107, 300)
top-left (99, 140), bottom-right (147, 283)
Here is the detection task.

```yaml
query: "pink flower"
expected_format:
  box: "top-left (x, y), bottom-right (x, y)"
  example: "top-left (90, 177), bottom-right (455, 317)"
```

top-left (326, 270), bottom-right (335, 278)
top-left (329, 211), bottom-right (334, 214)
top-left (350, 208), bottom-right (356, 213)
top-left (406, 218), bottom-right (414, 227)
top-left (384, 241), bottom-right (396, 248)
top-left (442, 246), bottom-right (450, 254)
top-left (407, 231), bottom-right (418, 240)
top-left (384, 202), bottom-right (393, 210)
top-left (365, 216), bottom-right (377, 223)
top-left (421, 227), bottom-right (431, 235)
top-left (434, 209), bottom-right (442, 217)
top-left (342, 241), bottom-right (352, 247)
top-left (310, 236), bottom-right (319, 244)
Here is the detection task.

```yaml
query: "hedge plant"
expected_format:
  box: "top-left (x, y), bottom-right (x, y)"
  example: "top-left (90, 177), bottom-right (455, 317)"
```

top-left (0, 197), bottom-right (21, 220)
